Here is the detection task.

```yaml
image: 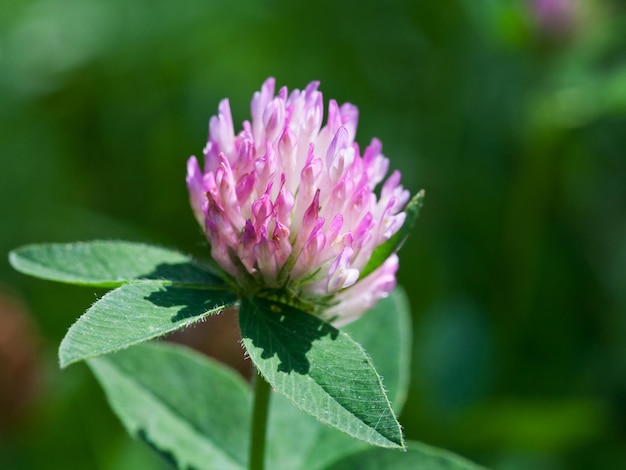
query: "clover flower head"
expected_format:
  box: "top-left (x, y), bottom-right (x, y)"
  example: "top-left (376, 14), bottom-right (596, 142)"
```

top-left (187, 78), bottom-right (410, 326)
top-left (531, 0), bottom-right (576, 35)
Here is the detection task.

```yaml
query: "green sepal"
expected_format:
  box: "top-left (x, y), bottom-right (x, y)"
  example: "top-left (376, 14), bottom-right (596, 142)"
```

top-left (359, 190), bottom-right (424, 280)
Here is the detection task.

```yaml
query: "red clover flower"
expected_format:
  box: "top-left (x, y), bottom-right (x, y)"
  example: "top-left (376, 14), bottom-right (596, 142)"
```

top-left (187, 78), bottom-right (409, 326)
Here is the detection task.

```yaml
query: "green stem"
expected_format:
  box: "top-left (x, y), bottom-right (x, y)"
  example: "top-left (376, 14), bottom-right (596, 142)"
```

top-left (249, 373), bottom-right (271, 470)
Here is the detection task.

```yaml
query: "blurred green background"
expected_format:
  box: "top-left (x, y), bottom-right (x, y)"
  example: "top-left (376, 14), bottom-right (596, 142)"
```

top-left (1, 0), bottom-right (625, 468)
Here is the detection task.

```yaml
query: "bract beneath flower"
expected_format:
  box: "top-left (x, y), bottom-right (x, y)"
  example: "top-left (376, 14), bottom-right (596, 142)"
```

top-left (187, 78), bottom-right (410, 326)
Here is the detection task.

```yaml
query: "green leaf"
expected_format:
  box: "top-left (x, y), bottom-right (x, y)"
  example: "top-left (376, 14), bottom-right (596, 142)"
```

top-left (343, 286), bottom-right (412, 414)
top-left (9, 240), bottom-right (222, 287)
top-left (359, 190), bottom-right (424, 280)
top-left (239, 296), bottom-right (404, 450)
top-left (60, 282), bottom-right (237, 367)
top-left (88, 341), bottom-right (251, 470)
top-left (266, 287), bottom-right (413, 470)
top-left (326, 440), bottom-right (486, 469)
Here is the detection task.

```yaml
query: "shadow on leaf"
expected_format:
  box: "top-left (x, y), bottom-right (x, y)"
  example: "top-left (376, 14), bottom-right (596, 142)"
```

top-left (240, 296), bottom-right (338, 375)
top-left (137, 428), bottom-right (186, 469)
top-left (140, 261), bottom-right (222, 286)
top-left (144, 284), bottom-right (237, 323)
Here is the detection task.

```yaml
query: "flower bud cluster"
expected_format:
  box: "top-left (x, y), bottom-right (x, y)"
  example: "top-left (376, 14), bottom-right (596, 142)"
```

top-left (187, 78), bottom-right (409, 325)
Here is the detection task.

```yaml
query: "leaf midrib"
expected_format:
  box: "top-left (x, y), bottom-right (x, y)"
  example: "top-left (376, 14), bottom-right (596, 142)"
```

top-left (254, 306), bottom-right (401, 447)
top-left (93, 356), bottom-right (247, 469)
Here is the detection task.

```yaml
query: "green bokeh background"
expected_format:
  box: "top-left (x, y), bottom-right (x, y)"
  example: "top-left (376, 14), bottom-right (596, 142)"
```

top-left (1, 0), bottom-right (625, 468)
